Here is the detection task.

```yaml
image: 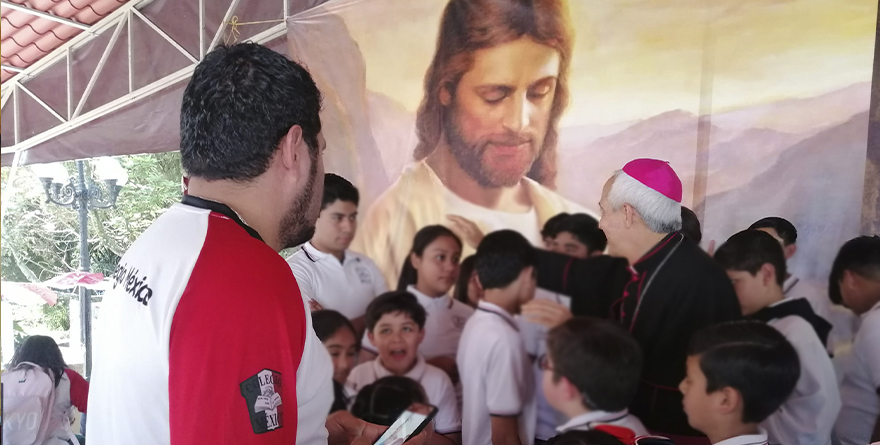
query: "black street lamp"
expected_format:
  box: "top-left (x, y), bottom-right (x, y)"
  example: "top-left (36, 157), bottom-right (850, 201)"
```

top-left (37, 159), bottom-right (124, 379)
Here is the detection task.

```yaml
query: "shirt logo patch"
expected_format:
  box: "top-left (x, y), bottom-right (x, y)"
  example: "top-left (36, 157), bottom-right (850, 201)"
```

top-left (355, 266), bottom-right (372, 284)
top-left (240, 369), bottom-right (284, 434)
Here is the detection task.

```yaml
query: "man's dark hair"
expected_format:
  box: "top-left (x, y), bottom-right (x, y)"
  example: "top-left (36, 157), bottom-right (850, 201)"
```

top-left (748, 217), bottom-right (797, 246)
top-left (351, 376), bottom-right (427, 426)
top-left (414, 0), bottom-right (573, 187)
top-left (9, 335), bottom-right (68, 387)
top-left (688, 320), bottom-right (800, 423)
top-left (680, 206), bottom-right (702, 244)
top-left (397, 225), bottom-right (463, 291)
top-left (365, 291), bottom-right (428, 333)
top-left (180, 43), bottom-right (322, 181)
top-left (312, 309), bottom-right (358, 343)
top-left (322, 173), bottom-right (359, 210)
top-left (548, 430), bottom-right (626, 445)
top-left (542, 213), bottom-right (570, 239)
top-left (555, 213), bottom-right (607, 253)
top-left (475, 230), bottom-right (536, 290)
top-left (546, 317), bottom-right (642, 412)
top-left (714, 230), bottom-right (787, 287)
top-left (829, 235), bottom-right (880, 305)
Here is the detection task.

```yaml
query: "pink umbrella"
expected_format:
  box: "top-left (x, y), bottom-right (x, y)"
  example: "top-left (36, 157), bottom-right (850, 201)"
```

top-left (43, 272), bottom-right (105, 290)
top-left (1, 282), bottom-right (59, 306)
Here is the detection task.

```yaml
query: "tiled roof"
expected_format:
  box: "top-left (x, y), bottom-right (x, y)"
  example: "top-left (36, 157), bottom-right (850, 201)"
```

top-left (1, 0), bottom-right (130, 83)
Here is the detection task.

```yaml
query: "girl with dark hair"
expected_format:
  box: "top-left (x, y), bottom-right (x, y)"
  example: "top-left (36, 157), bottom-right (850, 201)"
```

top-left (8, 335), bottom-right (89, 444)
top-left (364, 225), bottom-right (473, 386)
top-left (350, 376), bottom-right (427, 427)
top-left (453, 255), bottom-right (482, 308)
top-left (312, 310), bottom-right (360, 413)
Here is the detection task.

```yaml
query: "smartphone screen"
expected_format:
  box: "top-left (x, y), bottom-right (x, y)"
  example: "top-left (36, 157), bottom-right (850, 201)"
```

top-left (373, 403), bottom-right (437, 445)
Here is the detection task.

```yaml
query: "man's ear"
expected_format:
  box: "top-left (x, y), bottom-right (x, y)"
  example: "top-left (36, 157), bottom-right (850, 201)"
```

top-left (623, 204), bottom-right (637, 228)
top-left (367, 330), bottom-right (375, 343)
top-left (562, 376), bottom-right (580, 401)
top-left (279, 125), bottom-right (305, 172)
top-left (784, 243), bottom-right (797, 260)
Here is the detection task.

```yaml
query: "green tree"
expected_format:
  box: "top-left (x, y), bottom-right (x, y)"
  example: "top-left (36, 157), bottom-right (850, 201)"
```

top-left (1, 152), bottom-right (183, 330)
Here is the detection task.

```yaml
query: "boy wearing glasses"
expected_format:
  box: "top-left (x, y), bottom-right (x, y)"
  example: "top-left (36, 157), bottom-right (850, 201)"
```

top-left (542, 317), bottom-right (648, 441)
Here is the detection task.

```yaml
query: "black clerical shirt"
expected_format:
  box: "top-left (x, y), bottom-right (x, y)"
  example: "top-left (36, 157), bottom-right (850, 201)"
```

top-left (536, 232), bottom-right (742, 436)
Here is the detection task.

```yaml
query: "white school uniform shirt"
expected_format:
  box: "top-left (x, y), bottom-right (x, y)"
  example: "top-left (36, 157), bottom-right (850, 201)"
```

top-left (713, 428), bottom-right (769, 445)
top-left (362, 285), bottom-right (474, 359)
top-left (764, 310), bottom-right (841, 445)
top-left (458, 301), bottom-right (537, 445)
top-left (288, 242), bottom-right (388, 320)
top-left (783, 275), bottom-right (831, 323)
top-left (347, 355), bottom-right (461, 435)
top-left (834, 300), bottom-right (880, 445)
top-left (556, 410), bottom-right (649, 436)
top-left (519, 288), bottom-right (571, 440)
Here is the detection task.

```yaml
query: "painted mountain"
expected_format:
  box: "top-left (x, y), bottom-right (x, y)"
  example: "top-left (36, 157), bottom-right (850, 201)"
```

top-left (699, 111), bottom-right (869, 283)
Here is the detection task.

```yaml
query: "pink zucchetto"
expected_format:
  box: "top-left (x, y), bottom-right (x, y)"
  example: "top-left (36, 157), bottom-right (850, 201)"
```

top-left (621, 158), bottom-right (682, 203)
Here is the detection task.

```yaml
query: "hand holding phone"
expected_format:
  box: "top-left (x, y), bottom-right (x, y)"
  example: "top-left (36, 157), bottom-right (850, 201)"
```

top-left (373, 403), bottom-right (438, 445)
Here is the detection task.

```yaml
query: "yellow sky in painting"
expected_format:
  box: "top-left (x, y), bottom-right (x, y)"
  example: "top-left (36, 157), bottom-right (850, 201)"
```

top-left (334, 0), bottom-right (876, 125)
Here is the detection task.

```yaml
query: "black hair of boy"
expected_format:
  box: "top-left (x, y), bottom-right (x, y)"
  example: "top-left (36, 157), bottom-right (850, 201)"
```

top-left (542, 213), bottom-right (571, 239)
top-left (748, 217), bottom-right (797, 246)
top-left (365, 291), bottom-right (428, 333)
top-left (547, 317), bottom-right (642, 412)
top-left (680, 206), bottom-right (702, 244)
top-left (454, 255), bottom-right (477, 304)
top-left (688, 320), bottom-right (800, 423)
top-left (475, 230), bottom-right (537, 290)
top-left (548, 430), bottom-right (626, 445)
top-left (350, 375), bottom-right (427, 426)
top-left (714, 230), bottom-right (787, 287)
top-left (556, 213), bottom-right (607, 253)
top-left (828, 235), bottom-right (880, 305)
top-left (312, 309), bottom-right (358, 343)
top-left (322, 173), bottom-right (359, 210)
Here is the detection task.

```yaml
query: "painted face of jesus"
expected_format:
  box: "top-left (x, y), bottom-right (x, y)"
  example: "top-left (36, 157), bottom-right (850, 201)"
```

top-left (442, 36), bottom-right (561, 188)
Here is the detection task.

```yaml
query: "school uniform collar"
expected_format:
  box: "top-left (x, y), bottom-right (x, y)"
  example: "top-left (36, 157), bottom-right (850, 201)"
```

top-left (407, 285), bottom-right (453, 309)
top-left (181, 195), bottom-right (263, 242)
top-left (371, 355), bottom-right (427, 381)
top-left (556, 409), bottom-right (631, 433)
top-left (300, 241), bottom-right (354, 265)
top-left (629, 232), bottom-right (681, 275)
top-left (751, 297), bottom-right (832, 346)
top-left (476, 301), bottom-right (518, 331)
top-left (713, 429), bottom-right (768, 445)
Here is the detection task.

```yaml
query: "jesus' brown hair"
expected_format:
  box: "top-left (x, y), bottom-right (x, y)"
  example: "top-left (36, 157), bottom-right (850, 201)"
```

top-left (413, 0), bottom-right (573, 188)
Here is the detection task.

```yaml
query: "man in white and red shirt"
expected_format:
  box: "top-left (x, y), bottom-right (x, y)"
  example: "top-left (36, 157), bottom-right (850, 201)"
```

top-left (88, 43), bottom-right (404, 445)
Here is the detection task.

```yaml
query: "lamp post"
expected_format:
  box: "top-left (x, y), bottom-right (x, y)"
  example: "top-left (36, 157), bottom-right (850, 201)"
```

top-left (37, 159), bottom-right (124, 379)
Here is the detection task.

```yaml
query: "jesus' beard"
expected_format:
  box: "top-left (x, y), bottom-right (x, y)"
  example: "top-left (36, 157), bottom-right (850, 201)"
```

top-left (442, 105), bottom-right (540, 189)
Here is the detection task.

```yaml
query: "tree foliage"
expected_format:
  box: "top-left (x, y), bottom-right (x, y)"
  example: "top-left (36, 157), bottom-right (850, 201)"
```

top-left (1, 152), bottom-right (183, 284)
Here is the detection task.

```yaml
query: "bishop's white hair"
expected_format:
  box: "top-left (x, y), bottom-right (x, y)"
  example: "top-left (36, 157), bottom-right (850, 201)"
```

top-left (607, 170), bottom-right (682, 234)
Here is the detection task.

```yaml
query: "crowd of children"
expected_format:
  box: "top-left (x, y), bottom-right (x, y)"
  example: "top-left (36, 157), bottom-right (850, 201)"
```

top-left (296, 172), bottom-right (880, 445)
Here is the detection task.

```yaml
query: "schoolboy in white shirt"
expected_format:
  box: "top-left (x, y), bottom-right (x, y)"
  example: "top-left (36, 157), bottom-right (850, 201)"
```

top-left (347, 291), bottom-right (461, 444)
top-left (542, 317), bottom-right (648, 438)
top-left (288, 174), bottom-right (387, 333)
top-left (714, 230), bottom-right (840, 445)
top-left (830, 236), bottom-right (880, 444)
top-left (680, 320), bottom-right (801, 445)
top-left (458, 230), bottom-right (539, 445)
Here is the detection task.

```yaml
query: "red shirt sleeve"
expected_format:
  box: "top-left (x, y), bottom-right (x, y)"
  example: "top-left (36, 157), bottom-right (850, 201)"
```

top-left (168, 216), bottom-right (306, 444)
top-left (63, 368), bottom-right (89, 413)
